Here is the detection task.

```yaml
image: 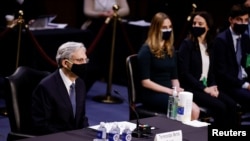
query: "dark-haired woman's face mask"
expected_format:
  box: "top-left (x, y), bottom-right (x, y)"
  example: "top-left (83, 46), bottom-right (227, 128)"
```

top-left (233, 23), bottom-right (248, 35)
top-left (161, 29), bottom-right (172, 40)
top-left (191, 27), bottom-right (206, 37)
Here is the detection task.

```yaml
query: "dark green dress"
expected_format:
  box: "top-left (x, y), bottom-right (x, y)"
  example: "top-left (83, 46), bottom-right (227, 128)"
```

top-left (137, 44), bottom-right (178, 113)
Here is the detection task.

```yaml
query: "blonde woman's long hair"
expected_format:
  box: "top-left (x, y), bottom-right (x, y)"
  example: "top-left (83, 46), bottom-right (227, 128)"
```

top-left (146, 12), bottom-right (174, 58)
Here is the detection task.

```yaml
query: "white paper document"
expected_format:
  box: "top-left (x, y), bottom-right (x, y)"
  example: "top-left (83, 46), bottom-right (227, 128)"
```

top-left (154, 130), bottom-right (182, 141)
top-left (182, 120), bottom-right (210, 127)
top-left (88, 121), bottom-right (136, 134)
top-left (29, 15), bottom-right (68, 30)
top-left (128, 20), bottom-right (150, 27)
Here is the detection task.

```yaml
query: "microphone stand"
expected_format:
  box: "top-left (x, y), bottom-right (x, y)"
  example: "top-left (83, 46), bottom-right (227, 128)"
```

top-left (130, 105), bottom-right (144, 138)
top-left (113, 90), bottom-right (149, 138)
top-left (92, 5), bottom-right (123, 104)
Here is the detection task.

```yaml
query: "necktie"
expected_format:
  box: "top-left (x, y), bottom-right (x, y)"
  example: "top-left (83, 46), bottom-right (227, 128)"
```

top-left (69, 83), bottom-right (76, 117)
top-left (236, 38), bottom-right (242, 79)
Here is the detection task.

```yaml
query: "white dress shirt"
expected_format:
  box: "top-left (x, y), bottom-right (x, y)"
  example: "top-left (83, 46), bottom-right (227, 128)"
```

top-left (94, 0), bottom-right (116, 11)
top-left (199, 43), bottom-right (209, 81)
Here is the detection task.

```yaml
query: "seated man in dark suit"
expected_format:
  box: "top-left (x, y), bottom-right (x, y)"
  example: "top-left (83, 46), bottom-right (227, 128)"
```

top-left (32, 41), bottom-right (89, 135)
top-left (213, 4), bottom-right (250, 111)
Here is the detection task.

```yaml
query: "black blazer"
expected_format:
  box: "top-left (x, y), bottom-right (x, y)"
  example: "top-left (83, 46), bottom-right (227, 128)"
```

top-left (178, 38), bottom-right (216, 92)
top-left (213, 28), bottom-right (250, 89)
top-left (32, 69), bottom-right (89, 135)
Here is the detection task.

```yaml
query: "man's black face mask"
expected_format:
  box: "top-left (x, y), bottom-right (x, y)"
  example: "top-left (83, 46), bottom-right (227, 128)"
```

top-left (71, 63), bottom-right (87, 78)
top-left (233, 23), bottom-right (248, 35)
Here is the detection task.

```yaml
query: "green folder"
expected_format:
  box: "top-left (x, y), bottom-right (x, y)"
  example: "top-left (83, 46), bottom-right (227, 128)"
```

top-left (202, 77), bottom-right (207, 87)
top-left (246, 54), bottom-right (250, 68)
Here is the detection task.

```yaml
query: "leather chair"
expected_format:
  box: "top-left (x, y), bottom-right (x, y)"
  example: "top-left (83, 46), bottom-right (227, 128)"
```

top-left (4, 66), bottom-right (50, 141)
top-left (126, 54), bottom-right (166, 120)
top-left (0, 76), bottom-right (8, 116)
top-left (238, 104), bottom-right (250, 126)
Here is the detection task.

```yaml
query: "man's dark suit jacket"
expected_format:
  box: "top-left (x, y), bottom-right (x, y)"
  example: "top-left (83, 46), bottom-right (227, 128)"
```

top-left (32, 69), bottom-right (89, 135)
top-left (178, 38), bottom-right (216, 91)
top-left (213, 28), bottom-right (250, 90)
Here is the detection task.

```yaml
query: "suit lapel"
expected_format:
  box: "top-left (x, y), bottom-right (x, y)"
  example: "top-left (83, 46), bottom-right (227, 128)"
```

top-left (74, 79), bottom-right (83, 123)
top-left (226, 29), bottom-right (238, 65)
top-left (54, 70), bottom-right (75, 117)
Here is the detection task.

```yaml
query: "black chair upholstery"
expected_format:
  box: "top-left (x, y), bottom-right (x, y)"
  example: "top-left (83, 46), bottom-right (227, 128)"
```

top-left (126, 54), bottom-right (215, 123)
top-left (175, 50), bottom-right (213, 122)
top-left (126, 54), bottom-right (166, 120)
top-left (4, 66), bottom-right (50, 141)
top-left (237, 104), bottom-right (250, 126)
top-left (0, 76), bottom-right (8, 116)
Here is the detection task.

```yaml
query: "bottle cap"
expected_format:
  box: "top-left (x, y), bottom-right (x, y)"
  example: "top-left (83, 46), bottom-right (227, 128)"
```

top-left (173, 86), bottom-right (177, 97)
top-left (100, 122), bottom-right (105, 126)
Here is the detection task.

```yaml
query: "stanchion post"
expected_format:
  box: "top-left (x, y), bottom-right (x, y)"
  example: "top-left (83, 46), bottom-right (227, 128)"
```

top-left (92, 4), bottom-right (123, 104)
top-left (15, 10), bottom-right (25, 69)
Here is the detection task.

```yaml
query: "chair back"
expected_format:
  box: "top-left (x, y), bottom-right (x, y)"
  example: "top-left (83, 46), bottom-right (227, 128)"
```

top-left (4, 66), bottom-right (50, 140)
top-left (126, 54), bottom-right (142, 106)
top-left (126, 54), bottom-right (165, 120)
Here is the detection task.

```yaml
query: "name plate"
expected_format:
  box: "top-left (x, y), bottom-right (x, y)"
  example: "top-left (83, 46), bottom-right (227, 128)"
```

top-left (154, 130), bottom-right (182, 141)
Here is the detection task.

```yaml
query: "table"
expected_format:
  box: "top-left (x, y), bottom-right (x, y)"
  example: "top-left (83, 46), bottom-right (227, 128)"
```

top-left (19, 116), bottom-right (208, 141)
top-left (28, 28), bottom-right (93, 71)
top-left (0, 27), bottom-right (93, 76)
top-left (0, 22), bottom-right (148, 87)
top-left (124, 22), bottom-right (149, 53)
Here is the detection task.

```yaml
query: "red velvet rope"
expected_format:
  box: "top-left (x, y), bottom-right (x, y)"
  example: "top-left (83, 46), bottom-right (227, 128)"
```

top-left (86, 23), bottom-right (108, 55)
top-left (0, 28), bottom-right (12, 39)
top-left (25, 28), bottom-right (57, 67)
top-left (0, 27), bottom-right (57, 68)
top-left (1, 21), bottom-right (134, 68)
top-left (86, 21), bottom-right (135, 55)
top-left (119, 22), bottom-right (135, 54)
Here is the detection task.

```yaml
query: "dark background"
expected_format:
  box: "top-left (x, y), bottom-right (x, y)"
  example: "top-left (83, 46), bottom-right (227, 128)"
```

top-left (43, 0), bottom-right (245, 47)
top-left (0, 0), bottom-right (247, 87)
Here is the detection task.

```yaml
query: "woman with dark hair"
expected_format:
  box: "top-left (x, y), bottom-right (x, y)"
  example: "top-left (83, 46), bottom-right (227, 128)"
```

top-left (178, 11), bottom-right (239, 128)
top-left (137, 12), bottom-right (200, 120)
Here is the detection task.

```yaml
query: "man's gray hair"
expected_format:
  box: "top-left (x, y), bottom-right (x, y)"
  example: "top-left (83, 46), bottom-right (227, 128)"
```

top-left (55, 41), bottom-right (86, 67)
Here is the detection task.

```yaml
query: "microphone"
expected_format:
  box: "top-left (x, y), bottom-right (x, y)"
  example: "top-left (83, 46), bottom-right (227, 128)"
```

top-left (113, 90), bottom-right (152, 138)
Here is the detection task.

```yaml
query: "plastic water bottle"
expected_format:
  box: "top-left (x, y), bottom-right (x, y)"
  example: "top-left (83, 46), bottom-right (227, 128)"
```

top-left (121, 125), bottom-right (132, 141)
top-left (108, 122), bottom-right (120, 141)
top-left (96, 122), bottom-right (107, 140)
top-left (167, 87), bottom-right (178, 119)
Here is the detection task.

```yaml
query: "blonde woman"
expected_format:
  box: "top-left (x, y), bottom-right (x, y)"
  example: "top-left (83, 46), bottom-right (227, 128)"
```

top-left (137, 12), bottom-right (200, 120)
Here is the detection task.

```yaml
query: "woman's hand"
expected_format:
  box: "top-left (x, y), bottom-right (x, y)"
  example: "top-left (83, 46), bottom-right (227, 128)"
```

top-left (210, 86), bottom-right (219, 97)
top-left (176, 87), bottom-right (184, 93)
top-left (204, 86), bottom-right (219, 97)
top-left (99, 10), bottom-right (114, 18)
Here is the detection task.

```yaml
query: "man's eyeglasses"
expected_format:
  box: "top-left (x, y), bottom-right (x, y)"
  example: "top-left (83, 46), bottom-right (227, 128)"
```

top-left (67, 58), bottom-right (90, 64)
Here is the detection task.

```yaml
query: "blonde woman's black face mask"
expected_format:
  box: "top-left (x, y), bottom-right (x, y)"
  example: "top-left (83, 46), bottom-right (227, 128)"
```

top-left (161, 29), bottom-right (172, 40)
